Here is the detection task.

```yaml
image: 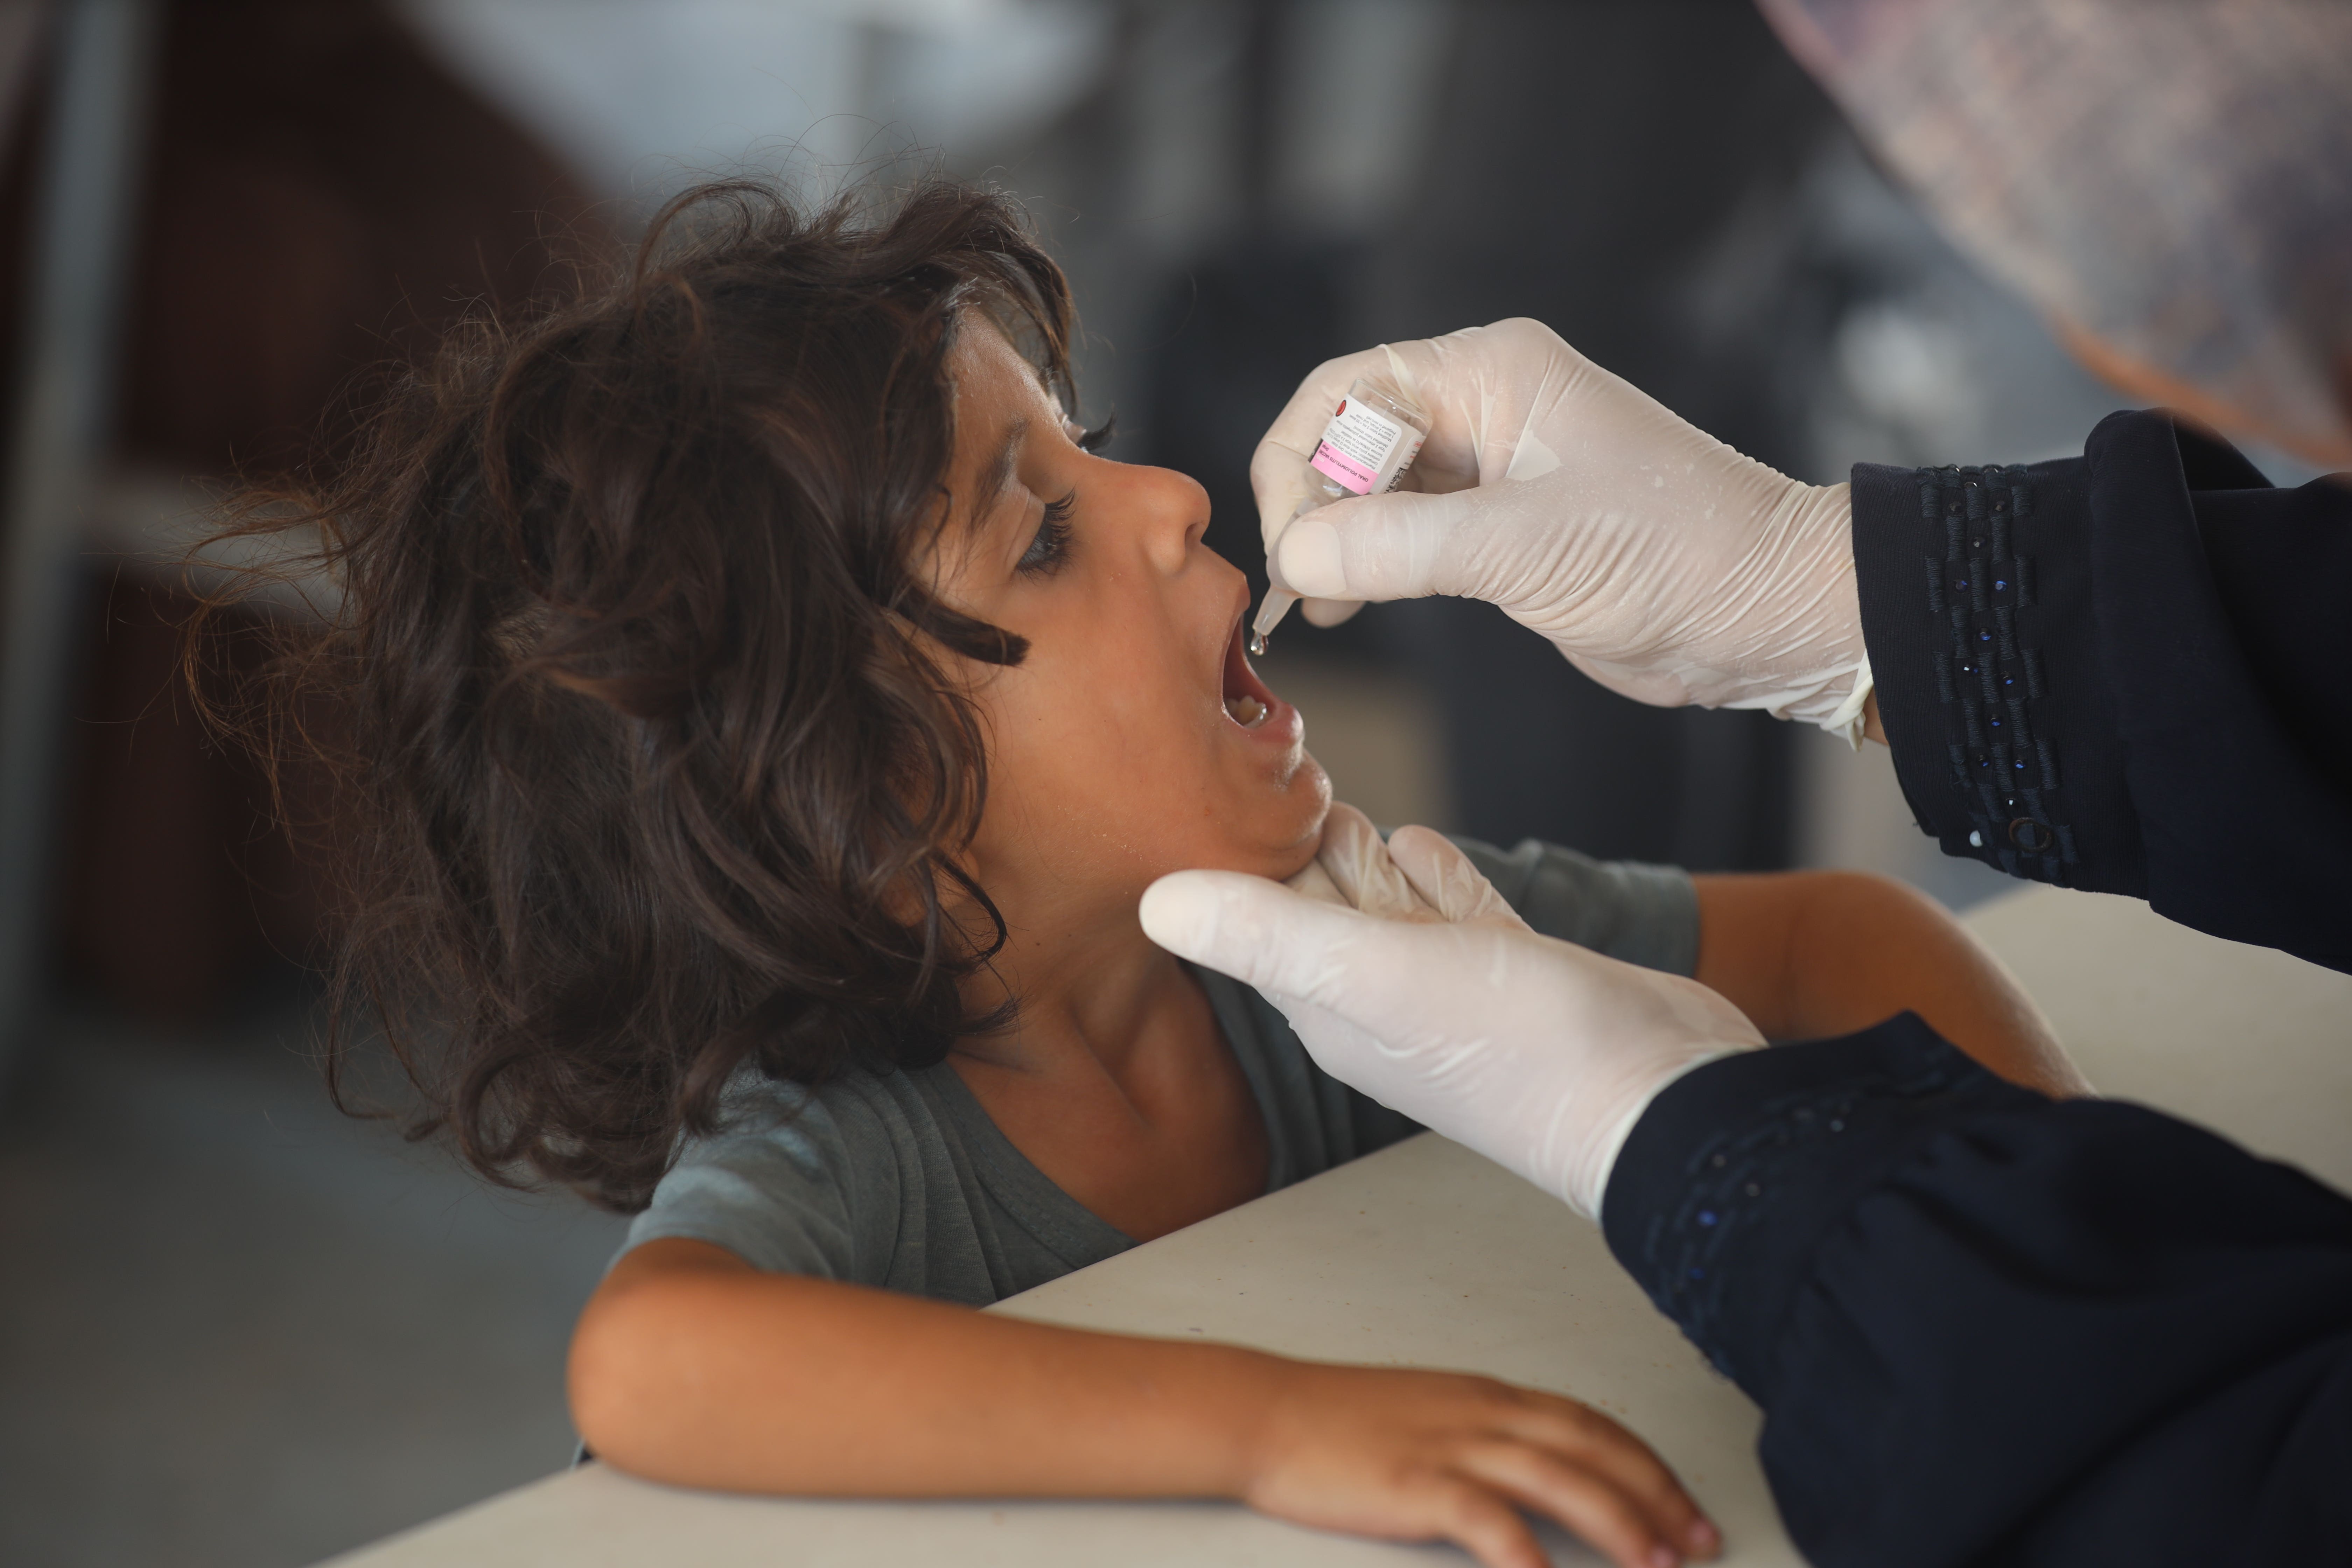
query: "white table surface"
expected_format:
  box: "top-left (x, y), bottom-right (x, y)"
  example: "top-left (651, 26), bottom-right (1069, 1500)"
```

top-left (324, 885), bottom-right (2352, 1567)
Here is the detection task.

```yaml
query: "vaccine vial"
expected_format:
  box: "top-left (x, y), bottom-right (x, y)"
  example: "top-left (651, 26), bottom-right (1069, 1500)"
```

top-left (1250, 375), bottom-right (1430, 654)
top-left (1303, 376), bottom-right (1430, 509)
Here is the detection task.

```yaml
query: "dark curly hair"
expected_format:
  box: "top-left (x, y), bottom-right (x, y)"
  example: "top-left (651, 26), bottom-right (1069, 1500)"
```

top-left (197, 177), bottom-right (1099, 1211)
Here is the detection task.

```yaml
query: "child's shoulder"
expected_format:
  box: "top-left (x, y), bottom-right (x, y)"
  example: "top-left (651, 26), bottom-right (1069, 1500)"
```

top-left (699, 1056), bottom-right (937, 1160)
top-left (630, 1058), bottom-right (957, 1280)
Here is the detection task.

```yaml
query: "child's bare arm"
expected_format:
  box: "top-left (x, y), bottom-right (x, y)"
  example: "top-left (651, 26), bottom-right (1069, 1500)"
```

top-left (570, 1238), bottom-right (1719, 1568)
top-left (1691, 870), bottom-right (2090, 1097)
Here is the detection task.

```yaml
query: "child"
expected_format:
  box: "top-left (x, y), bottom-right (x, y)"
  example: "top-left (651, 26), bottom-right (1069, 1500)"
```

top-left (211, 178), bottom-right (2079, 1568)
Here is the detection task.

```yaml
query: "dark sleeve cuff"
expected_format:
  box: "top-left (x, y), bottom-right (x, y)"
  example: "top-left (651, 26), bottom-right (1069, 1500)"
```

top-left (1850, 455), bottom-right (2144, 895)
top-left (1856, 414), bottom-right (2352, 969)
top-left (1599, 1015), bottom-right (2048, 1406)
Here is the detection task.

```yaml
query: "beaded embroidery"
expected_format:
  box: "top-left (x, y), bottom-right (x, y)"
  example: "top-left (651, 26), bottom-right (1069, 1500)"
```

top-left (1918, 466), bottom-right (2077, 881)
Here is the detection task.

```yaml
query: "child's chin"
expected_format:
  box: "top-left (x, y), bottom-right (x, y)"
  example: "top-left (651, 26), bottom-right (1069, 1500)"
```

top-left (1170, 758), bottom-right (1329, 881)
top-left (1282, 761), bottom-right (1335, 853)
top-left (1241, 790), bottom-right (1334, 883)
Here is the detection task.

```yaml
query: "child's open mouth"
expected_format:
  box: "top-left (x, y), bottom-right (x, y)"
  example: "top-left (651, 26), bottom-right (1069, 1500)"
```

top-left (1222, 614), bottom-right (1280, 729)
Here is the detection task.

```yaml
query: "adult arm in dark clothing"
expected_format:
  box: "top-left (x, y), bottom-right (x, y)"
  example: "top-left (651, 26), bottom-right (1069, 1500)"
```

top-left (1603, 1014), bottom-right (2352, 1567)
top-left (1852, 411), bottom-right (2352, 971)
top-left (1613, 425), bottom-right (2352, 1562)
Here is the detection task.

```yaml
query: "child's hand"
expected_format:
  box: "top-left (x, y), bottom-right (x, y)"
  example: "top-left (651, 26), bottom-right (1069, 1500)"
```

top-left (1242, 1360), bottom-right (1721, 1568)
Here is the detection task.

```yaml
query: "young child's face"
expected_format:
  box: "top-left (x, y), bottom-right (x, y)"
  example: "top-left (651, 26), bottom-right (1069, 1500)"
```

top-left (931, 324), bottom-right (1330, 908)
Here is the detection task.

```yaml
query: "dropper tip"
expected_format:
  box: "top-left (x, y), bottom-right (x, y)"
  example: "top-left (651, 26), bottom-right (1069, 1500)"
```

top-left (1249, 587), bottom-right (1297, 657)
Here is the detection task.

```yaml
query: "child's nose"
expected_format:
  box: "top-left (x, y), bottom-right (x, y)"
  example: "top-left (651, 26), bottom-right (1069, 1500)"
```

top-left (1131, 467), bottom-right (1211, 574)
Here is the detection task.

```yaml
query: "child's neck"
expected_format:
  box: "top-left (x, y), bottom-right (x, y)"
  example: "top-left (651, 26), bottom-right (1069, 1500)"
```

top-left (948, 873), bottom-right (1270, 1237)
top-left (957, 883), bottom-right (1193, 1082)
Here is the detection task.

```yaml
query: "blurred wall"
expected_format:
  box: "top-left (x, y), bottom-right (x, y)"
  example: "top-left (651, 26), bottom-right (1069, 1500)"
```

top-left (0, 0), bottom-right (603, 1023)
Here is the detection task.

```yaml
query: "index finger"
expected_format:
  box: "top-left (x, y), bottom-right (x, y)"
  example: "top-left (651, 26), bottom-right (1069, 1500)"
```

top-left (1386, 825), bottom-right (1526, 929)
top-left (1314, 803), bottom-right (1442, 924)
top-left (1491, 1399), bottom-right (1720, 1562)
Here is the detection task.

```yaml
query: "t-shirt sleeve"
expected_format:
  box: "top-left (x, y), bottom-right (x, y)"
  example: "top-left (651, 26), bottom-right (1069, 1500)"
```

top-left (622, 1084), bottom-right (897, 1281)
top-left (1450, 835), bottom-right (1700, 977)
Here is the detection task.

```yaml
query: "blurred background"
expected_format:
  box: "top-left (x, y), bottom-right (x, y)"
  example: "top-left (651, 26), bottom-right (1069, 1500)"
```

top-left (0, 2), bottom-right (2332, 1563)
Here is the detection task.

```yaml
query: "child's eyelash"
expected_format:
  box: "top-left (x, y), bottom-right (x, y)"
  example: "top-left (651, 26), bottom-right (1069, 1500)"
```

top-left (1016, 492), bottom-right (1077, 578)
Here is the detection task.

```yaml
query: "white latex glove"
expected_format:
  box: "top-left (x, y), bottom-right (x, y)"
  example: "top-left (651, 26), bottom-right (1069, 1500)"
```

top-left (1143, 811), bottom-right (1763, 1218)
top-left (1252, 320), bottom-right (1872, 735)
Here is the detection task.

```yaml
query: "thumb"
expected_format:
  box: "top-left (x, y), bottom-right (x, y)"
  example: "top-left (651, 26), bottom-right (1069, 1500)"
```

top-left (1270, 486), bottom-right (1479, 605)
top-left (1298, 594), bottom-right (1365, 629)
top-left (1140, 869), bottom-right (1442, 1020)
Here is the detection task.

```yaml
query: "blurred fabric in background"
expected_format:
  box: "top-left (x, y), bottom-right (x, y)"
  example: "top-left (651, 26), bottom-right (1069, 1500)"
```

top-left (0, 2), bottom-right (2328, 1563)
top-left (1760, 0), bottom-right (2352, 469)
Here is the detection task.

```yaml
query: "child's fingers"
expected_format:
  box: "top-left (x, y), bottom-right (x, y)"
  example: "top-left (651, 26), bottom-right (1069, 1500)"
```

top-left (1456, 1444), bottom-right (1686, 1568)
top-left (1496, 1400), bottom-right (1718, 1558)
top-left (1421, 1474), bottom-right (1553, 1568)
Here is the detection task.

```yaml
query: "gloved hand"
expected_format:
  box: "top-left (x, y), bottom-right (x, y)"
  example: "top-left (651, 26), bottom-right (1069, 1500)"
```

top-left (1252, 320), bottom-right (1872, 733)
top-left (1142, 809), bottom-right (1763, 1218)
top-left (1280, 802), bottom-right (1486, 925)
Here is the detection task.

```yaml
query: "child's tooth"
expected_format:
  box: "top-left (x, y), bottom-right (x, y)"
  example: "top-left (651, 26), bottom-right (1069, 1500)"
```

top-left (1226, 694), bottom-right (1267, 727)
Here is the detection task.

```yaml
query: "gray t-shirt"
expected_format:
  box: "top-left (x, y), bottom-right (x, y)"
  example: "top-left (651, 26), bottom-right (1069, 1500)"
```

top-left (622, 837), bottom-right (1698, 1306)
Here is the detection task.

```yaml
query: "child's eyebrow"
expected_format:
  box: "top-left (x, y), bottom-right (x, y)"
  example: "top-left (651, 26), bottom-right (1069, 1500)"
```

top-left (969, 415), bottom-right (1031, 534)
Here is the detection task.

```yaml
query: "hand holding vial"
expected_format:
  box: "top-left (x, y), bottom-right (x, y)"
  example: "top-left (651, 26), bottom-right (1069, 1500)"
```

top-left (1250, 376), bottom-right (1429, 653)
top-left (1249, 320), bottom-right (1873, 736)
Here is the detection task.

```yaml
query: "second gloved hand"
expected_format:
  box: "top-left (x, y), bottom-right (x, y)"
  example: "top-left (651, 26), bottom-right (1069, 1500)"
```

top-left (1141, 814), bottom-right (1764, 1218)
top-left (1253, 320), bottom-right (1869, 731)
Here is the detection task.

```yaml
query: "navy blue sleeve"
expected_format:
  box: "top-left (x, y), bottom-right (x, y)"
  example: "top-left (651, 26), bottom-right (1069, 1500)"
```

top-left (1602, 1016), bottom-right (2352, 1567)
top-left (1851, 411), bottom-right (2352, 972)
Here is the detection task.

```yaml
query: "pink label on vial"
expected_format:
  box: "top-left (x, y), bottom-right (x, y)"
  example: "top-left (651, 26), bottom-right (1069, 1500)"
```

top-left (1309, 397), bottom-right (1409, 496)
top-left (1310, 440), bottom-right (1379, 493)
